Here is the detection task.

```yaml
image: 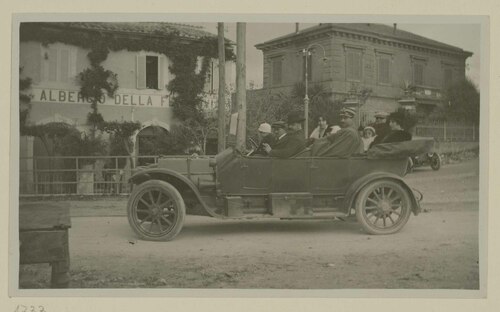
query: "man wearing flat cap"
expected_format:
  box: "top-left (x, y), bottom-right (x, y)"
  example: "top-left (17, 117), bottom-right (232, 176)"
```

top-left (311, 107), bottom-right (363, 157)
top-left (263, 111), bottom-right (306, 158)
top-left (370, 111), bottom-right (391, 146)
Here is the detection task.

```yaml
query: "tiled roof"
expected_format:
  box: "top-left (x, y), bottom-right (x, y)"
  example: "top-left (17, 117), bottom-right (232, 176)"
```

top-left (256, 23), bottom-right (472, 56)
top-left (42, 22), bottom-right (217, 40)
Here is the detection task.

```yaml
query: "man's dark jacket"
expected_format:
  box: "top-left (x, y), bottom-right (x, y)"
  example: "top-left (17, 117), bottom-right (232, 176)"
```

top-left (253, 134), bottom-right (277, 155)
top-left (269, 129), bottom-right (305, 158)
top-left (370, 122), bottom-right (391, 146)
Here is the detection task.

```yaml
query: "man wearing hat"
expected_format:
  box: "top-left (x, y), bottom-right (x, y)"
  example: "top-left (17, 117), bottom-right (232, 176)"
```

top-left (370, 111), bottom-right (391, 146)
top-left (253, 122), bottom-right (277, 155)
top-left (311, 107), bottom-right (363, 157)
top-left (263, 111), bottom-right (306, 158)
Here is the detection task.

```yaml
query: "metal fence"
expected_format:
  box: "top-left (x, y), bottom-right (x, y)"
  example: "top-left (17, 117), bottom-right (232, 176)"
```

top-left (414, 124), bottom-right (479, 142)
top-left (19, 155), bottom-right (159, 196)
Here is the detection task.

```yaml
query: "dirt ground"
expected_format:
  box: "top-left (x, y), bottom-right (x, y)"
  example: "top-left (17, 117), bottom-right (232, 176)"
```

top-left (19, 158), bottom-right (480, 289)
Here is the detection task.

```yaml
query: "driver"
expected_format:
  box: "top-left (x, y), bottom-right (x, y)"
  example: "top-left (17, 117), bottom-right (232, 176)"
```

top-left (252, 122), bottom-right (276, 155)
top-left (263, 111), bottom-right (306, 158)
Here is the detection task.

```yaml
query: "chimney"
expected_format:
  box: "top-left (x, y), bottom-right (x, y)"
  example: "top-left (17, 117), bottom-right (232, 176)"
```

top-left (296, 23), bottom-right (299, 33)
top-left (393, 23), bottom-right (397, 34)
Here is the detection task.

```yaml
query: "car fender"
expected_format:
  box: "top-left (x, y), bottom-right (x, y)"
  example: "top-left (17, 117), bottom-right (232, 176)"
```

top-left (343, 171), bottom-right (421, 216)
top-left (129, 168), bottom-right (219, 218)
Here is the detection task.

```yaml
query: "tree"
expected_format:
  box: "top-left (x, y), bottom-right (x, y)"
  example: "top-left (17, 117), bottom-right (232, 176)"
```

top-left (441, 78), bottom-right (480, 124)
top-left (78, 65), bottom-right (119, 136)
top-left (100, 121), bottom-right (142, 167)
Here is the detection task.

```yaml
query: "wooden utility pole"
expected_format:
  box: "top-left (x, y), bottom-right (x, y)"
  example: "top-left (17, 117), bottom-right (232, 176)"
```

top-left (235, 22), bottom-right (247, 150)
top-left (217, 23), bottom-right (226, 153)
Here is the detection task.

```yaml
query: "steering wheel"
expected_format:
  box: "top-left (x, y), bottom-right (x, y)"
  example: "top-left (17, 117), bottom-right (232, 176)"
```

top-left (248, 137), bottom-right (259, 149)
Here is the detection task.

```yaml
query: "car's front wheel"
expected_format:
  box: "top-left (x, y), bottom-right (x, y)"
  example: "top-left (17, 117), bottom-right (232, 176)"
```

top-left (355, 179), bottom-right (412, 235)
top-left (127, 180), bottom-right (186, 241)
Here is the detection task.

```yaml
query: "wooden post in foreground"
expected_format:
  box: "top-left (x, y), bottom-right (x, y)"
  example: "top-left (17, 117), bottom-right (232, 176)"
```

top-left (235, 22), bottom-right (247, 151)
top-left (217, 22), bottom-right (226, 153)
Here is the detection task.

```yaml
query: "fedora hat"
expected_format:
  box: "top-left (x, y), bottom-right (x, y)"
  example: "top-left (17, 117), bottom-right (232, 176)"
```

top-left (271, 121), bottom-right (286, 129)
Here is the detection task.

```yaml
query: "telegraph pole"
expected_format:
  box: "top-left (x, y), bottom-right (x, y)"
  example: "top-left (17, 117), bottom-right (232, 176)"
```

top-left (217, 23), bottom-right (226, 153)
top-left (235, 22), bottom-right (246, 150)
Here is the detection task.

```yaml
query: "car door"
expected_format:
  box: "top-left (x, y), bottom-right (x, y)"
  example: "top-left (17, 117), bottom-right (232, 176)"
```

top-left (271, 157), bottom-right (310, 193)
top-left (309, 157), bottom-right (351, 195)
top-left (241, 156), bottom-right (272, 194)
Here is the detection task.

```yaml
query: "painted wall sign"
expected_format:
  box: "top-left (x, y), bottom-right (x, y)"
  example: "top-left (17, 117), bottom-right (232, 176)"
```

top-left (32, 88), bottom-right (170, 108)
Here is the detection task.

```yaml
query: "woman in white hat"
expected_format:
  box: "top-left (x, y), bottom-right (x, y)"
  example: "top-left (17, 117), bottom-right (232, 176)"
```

top-left (362, 126), bottom-right (376, 151)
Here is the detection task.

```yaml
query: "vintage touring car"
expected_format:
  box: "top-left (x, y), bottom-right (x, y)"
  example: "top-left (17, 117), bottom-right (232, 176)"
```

top-left (126, 140), bottom-right (433, 241)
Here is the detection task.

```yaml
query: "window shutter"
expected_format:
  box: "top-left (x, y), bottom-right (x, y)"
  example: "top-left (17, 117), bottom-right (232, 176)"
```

top-left (414, 63), bottom-right (424, 85)
top-left (136, 55), bottom-right (146, 89)
top-left (70, 49), bottom-right (77, 79)
top-left (354, 52), bottom-right (362, 80)
top-left (158, 55), bottom-right (164, 90)
top-left (60, 49), bottom-right (69, 83)
top-left (48, 48), bottom-right (58, 82)
top-left (346, 52), bottom-right (353, 80)
top-left (444, 68), bottom-right (452, 86)
top-left (346, 51), bottom-right (361, 81)
top-left (378, 58), bottom-right (390, 84)
top-left (272, 58), bottom-right (282, 85)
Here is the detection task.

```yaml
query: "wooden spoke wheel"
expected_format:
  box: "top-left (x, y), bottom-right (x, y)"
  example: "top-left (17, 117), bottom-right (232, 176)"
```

top-left (430, 153), bottom-right (441, 171)
top-left (355, 179), bottom-right (412, 235)
top-left (127, 180), bottom-right (185, 241)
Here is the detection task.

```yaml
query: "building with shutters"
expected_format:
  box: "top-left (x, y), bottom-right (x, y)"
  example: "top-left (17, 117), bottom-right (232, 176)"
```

top-left (19, 22), bottom-right (233, 160)
top-left (254, 23), bottom-right (473, 126)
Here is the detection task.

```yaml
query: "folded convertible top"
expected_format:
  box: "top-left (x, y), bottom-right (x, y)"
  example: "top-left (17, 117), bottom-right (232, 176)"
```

top-left (367, 139), bottom-right (435, 159)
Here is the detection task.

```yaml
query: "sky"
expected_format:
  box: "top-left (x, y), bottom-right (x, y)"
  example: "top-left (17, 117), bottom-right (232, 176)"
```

top-left (193, 22), bottom-right (481, 89)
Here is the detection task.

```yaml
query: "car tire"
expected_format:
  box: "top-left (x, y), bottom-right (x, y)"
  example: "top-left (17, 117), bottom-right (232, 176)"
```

top-left (127, 180), bottom-right (186, 241)
top-left (430, 153), bottom-right (441, 171)
top-left (355, 179), bottom-right (412, 235)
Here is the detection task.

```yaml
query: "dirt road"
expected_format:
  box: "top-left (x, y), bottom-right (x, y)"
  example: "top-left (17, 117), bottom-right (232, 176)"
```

top-left (19, 159), bottom-right (480, 289)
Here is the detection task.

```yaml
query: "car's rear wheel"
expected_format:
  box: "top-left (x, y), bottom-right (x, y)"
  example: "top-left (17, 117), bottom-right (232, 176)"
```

top-left (430, 153), bottom-right (441, 171)
top-left (355, 179), bottom-right (412, 235)
top-left (127, 180), bottom-right (185, 241)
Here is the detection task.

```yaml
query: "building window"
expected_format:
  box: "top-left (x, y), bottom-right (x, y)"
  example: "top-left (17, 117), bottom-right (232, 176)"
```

top-left (136, 54), bottom-right (165, 90)
top-left (146, 56), bottom-right (159, 89)
top-left (377, 57), bottom-right (391, 84)
top-left (271, 56), bottom-right (283, 86)
top-left (444, 68), bottom-right (453, 86)
top-left (302, 53), bottom-right (312, 82)
top-left (346, 49), bottom-right (362, 81)
top-left (413, 62), bottom-right (425, 86)
top-left (42, 46), bottom-right (75, 83)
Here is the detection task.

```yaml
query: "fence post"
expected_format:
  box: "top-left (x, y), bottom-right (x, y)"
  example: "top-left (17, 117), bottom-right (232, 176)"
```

top-left (443, 121), bottom-right (447, 141)
top-left (34, 157), bottom-right (38, 195)
top-left (115, 157), bottom-right (119, 195)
